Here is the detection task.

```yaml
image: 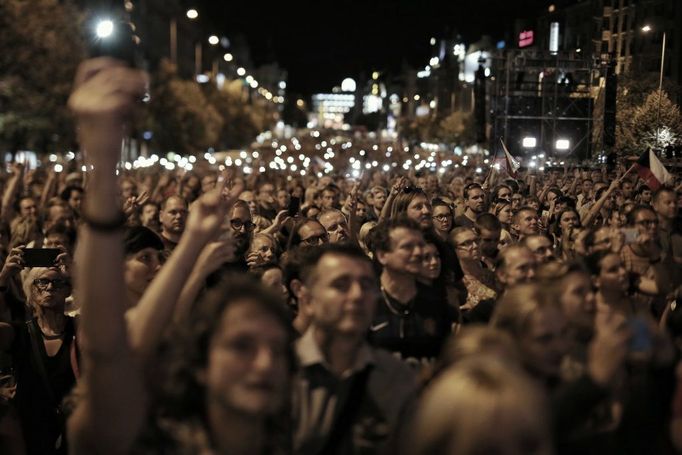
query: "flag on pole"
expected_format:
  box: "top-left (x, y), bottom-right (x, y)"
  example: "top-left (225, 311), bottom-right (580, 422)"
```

top-left (633, 149), bottom-right (673, 190)
top-left (496, 139), bottom-right (521, 178)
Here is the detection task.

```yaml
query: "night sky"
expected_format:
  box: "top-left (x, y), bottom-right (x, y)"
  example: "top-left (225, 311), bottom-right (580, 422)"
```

top-left (198, 0), bottom-right (548, 95)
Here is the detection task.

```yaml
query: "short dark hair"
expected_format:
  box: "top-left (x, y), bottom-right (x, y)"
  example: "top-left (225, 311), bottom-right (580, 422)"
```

top-left (301, 243), bottom-right (374, 286)
top-left (463, 183), bottom-right (483, 200)
top-left (626, 204), bottom-right (656, 226)
top-left (512, 206), bottom-right (537, 224)
top-left (161, 195), bottom-right (188, 211)
top-left (44, 222), bottom-right (77, 248)
top-left (123, 225), bottom-right (164, 256)
top-left (475, 213), bottom-right (501, 232)
top-left (653, 187), bottom-right (675, 204)
top-left (289, 218), bottom-right (325, 249)
top-left (59, 185), bottom-right (83, 202)
top-left (370, 217), bottom-right (423, 255)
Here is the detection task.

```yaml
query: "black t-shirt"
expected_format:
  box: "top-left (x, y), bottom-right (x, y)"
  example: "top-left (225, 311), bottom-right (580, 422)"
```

top-left (369, 283), bottom-right (455, 367)
top-left (11, 318), bottom-right (76, 455)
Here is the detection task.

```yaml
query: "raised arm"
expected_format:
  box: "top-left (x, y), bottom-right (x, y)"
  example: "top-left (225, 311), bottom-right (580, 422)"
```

top-left (125, 180), bottom-right (242, 361)
top-left (67, 58), bottom-right (148, 455)
top-left (582, 179), bottom-right (619, 227)
top-left (1, 163), bottom-right (24, 224)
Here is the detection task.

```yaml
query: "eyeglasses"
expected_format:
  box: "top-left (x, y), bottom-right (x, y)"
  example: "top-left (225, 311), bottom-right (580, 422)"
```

top-left (635, 219), bottom-right (658, 227)
top-left (433, 214), bottom-right (452, 222)
top-left (230, 219), bottom-right (255, 231)
top-left (33, 278), bottom-right (70, 290)
top-left (301, 232), bottom-right (329, 246)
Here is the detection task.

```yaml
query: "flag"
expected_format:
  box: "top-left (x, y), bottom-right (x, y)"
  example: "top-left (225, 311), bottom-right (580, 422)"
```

top-left (496, 139), bottom-right (521, 178)
top-left (634, 149), bottom-right (673, 190)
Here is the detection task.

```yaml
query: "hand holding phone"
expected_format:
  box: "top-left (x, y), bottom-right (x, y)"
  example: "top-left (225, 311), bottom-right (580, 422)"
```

top-left (22, 249), bottom-right (61, 268)
top-left (287, 197), bottom-right (301, 217)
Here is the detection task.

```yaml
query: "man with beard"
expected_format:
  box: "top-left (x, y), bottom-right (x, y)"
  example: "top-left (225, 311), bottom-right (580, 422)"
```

top-left (159, 195), bottom-right (188, 252)
top-left (454, 183), bottom-right (486, 228)
top-left (224, 200), bottom-right (254, 272)
top-left (370, 218), bottom-right (456, 368)
top-left (318, 209), bottom-right (350, 243)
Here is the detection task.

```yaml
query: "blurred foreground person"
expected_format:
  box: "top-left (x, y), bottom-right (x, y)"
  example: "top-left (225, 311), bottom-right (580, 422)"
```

top-left (406, 357), bottom-right (553, 455)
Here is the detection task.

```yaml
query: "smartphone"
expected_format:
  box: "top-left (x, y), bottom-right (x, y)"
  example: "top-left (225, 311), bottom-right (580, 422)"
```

top-left (622, 228), bottom-right (639, 245)
top-left (88, 18), bottom-right (139, 68)
top-left (629, 316), bottom-right (653, 354)
top-left (22, 249), bottom-right (61, 268)
top-left (288, 196), bottom-right (301, 217)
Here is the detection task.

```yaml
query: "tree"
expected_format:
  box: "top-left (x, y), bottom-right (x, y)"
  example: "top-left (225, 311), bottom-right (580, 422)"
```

top-left (625, 90), bottom-right (682, 152)
top-left (0, 0), bottom-right (85, 154)
top-left (145, 60), bottom-right (223, 154)
top-left (205, 80), bottom-right (263, 149)
top-left (436, 111), bottom-right (476, 145)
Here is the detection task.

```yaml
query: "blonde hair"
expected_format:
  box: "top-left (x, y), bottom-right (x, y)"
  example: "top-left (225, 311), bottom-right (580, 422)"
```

top-left (408, 357), bottom-right (551, 455)
top-left (490, 283), bottom-right (561, 339)
top-left (437, 326), bottom-right (520, 374)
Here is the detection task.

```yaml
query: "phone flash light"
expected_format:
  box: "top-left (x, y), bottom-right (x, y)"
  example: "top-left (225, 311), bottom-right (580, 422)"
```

top-left (96, 19), bottom-right (114, 39)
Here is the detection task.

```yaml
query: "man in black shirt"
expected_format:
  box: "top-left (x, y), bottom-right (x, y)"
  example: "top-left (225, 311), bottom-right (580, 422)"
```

top-left (369, 218), bottom-right (455, 368)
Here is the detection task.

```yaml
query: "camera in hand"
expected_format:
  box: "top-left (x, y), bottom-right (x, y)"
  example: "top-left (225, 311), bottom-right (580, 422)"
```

top-left (22, 249), bottom-right (61, 268)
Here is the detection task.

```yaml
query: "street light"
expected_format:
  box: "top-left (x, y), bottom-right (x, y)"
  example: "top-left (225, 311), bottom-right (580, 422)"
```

top-left (186, 9), bottom-right (198, 19)
top-left (641, 24), bottom-right (667, 151)
top-left (208, 35), bottom-right (219, 46)
top-left (223, 53), bottom-right (233, 62)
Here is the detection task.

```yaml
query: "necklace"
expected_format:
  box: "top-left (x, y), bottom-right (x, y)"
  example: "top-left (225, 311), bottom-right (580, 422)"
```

top-left (380, 287), bottom-right (413, 317)
top-left (37, 324), bottom-right (65, 340)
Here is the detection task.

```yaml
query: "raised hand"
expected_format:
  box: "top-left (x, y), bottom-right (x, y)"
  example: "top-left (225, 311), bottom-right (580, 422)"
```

top-left (194, 239), bottom-right (236, 277)
top-left (0, 246), bottom-right (24, 285)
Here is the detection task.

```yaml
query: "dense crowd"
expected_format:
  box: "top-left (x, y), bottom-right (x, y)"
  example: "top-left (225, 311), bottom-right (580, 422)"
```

top-left (1, 58), bottom-right (682, 455)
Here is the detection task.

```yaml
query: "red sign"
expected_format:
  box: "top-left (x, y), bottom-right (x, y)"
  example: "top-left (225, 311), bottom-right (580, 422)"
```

top-left (519, 30), bottom-right (534, 48)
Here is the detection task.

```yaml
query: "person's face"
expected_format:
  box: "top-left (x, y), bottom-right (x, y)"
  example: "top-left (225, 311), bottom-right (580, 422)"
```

top-left (121, 181), bottom-right (136, 199)
top-left (141, 204), bottom-right (160, 229)
top-left (420, 243), bottom-right (441, 281)
top-left (496, 187), bottom-right (512, 202)
top-left (514, 210), bottom-right (539, 236)
top-left (124, 247), bottom-right (162, 300)
top-left (519, 307), bottom-right (568, 379)
top-left (466, 188), bottom-right (486, 213)
top-left (355, 202), bottom-right (368, 221)
top-left (321, 190), bottom-right (338, 210)
top-left (407, 194), bottom-right (433, 229)
top-left (43, 234), bottom-right (69, 251)
top-left (511, 194), bottom-right (523, 210)
top-left (590, 171), bottom-right (601, 183)
top-left (372, 190), bottom-right (387, 209)
top-left (654, 191), bottom-right (677, 220)
top-left (68, 190), bottom-right (83, 211)
top-left (432, 205), bottom-right (453, 233)
top-left (560, 272), bottom-right (596, 334)
top-left (298, 221), bottom-right (329, 247)
top-left (258, 184), bottom-right (276, 208)
top-left (427, 175), bottom-right (439, 192)
top-left (276, 190), bottom-right (290, 210)
top-left (499, 249), bottom-right (536, 287)
top-left (319, 211), bottom-right (349, 243)
top-left (478, 228), bottom-right (500, 258)
top-left (640, 189), bottom-right (652, 203)
top-left (417, 176), bottom-right (428, 189)
top-left (621, 182), bottom-right (633, 198)
top-left (496, 204), bottom-right (513, 225)
top-left (229, 206), bottom-right (254, 254)
top-left (19, 198), bottom-right (37, 218)
top-left (260, 268), bottom-right (288, 300)
top-left (546, 191), bottom-right (559, 205)
top-left (525, 236), bottom-right (554, 264)
top-left (201, 175), bottom-right (217, 193)
top-left (239, 191), bottom-right (258, 215)
top-left (609, 211), bottom-right (625, 228)
top-left (306, 254), bottom-right (378, 335)
top-left (206, 300), bottom-right (290, 417)
top-left (378, 227), bottom-right (425, 275)
top-left (31, 269), bottom-right (71, 309)
top-left (248, 236), bottom-right (275, 264)
top-left (634, 209), bottom-right (659, 239)
top-left (454, 229), bottom-right (480, 261)
top-left (559, 211), bottom-right (579, 232)
top-left (582, 180), bottom-right (593, 196)
top-left (596, 254), bottom-right (628, 293)
top-left (160, 198), bottom-right (188, 235)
